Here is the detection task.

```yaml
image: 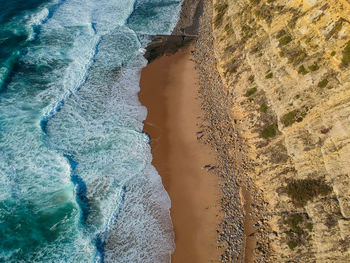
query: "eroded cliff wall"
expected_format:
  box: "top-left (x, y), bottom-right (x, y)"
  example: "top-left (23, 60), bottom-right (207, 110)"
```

top-left (212, 0), bottom-right (350, 261)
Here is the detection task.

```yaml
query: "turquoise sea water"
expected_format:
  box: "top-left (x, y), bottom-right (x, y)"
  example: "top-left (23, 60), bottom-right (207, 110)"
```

top-left (0, 0), bottom-right (182, 262)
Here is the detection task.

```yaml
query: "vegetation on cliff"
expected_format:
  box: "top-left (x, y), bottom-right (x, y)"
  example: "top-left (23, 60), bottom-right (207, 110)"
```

top-left (286, 179), bottom-right (332, 207)
top-left (212, 0), bottom-right (350, 261)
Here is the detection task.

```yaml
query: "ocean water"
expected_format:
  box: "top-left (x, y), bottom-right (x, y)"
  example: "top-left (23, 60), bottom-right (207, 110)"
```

top-left (0, 0), bottom-right (182, 262)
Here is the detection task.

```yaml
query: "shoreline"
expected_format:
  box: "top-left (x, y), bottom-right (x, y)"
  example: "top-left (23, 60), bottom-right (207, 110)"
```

top-left (139, 45), bottom-right (222, 262)
top-left (139, 0), bottom-right (266, 262)
top-left (191, 1), bottom-right (265, 262)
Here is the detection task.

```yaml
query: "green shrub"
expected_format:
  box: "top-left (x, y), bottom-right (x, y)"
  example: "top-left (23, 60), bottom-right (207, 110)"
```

top-left (328, 21), bottom-right (343, 39)
top-left (282, 110), bottom-right (297, 127)
top-left (284, 213), bottom-right (313, 233)
top-left (286, 179), bottom-right (332, 207)
top-left (292, 51), bottom-right (307, 65)
top-left (260, 103), bottom-right (268, 113)
top-left (279, 35), bottom-right (292, 46)
top-left (242, 25), bottom-right (251, 32)
top-left (342, 41), bottom-right (350, 67)
top-left (215, 3), bottom-right (228, 12)
top-left (285, 48), bottom-right (308, 66)
top-left (245, 87), bottom-right (257, 96)
top-left (228, 65), bottom-right (238, 74)
top-left (287, 241), bottom-right (298, 250)
top-left (224, 23), bottom-right (231, 32)
top-left (276, 29), bottom-right (286, 39)
top-left (214, 4), bottom-right (228, 28)
top-left (251, 46), bottom-right (260, 53)
top-left (318, 79), bottom-right (328, 88)
top-left (306, 222), bottom-right (313, 231)
top-left (298, 65), bottom-right (308, 75)
top-left (308, 62), bottom-right (319, 71)
top-left (284, 212), bottom-right (314, 250)
top-left (262, 123), bottom-right (277, 138)
top-left (285, 214), bottom-right (303, 233)
top-left (331, 51), bottom-right (336, 56)
top-left (265, 72), bottom-right (273, 79)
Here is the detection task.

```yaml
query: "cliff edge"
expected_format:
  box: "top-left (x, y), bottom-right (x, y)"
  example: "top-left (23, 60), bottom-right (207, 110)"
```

top-left (212, 0), bottom-right (350, 261)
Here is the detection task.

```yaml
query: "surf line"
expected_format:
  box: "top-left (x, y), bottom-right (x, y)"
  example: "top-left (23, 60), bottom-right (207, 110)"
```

top-left (94, 185), bottom-right (127, 263)
top-left (38, 22), bottom-right (107, 262)
top-left (38, 20), bottom-right (133, 261)
top-left (39, 20), bottom-right (100, 226)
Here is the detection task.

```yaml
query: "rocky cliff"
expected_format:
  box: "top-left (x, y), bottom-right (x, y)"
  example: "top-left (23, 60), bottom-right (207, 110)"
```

top-left (212, 0), bottom-right (350, 261)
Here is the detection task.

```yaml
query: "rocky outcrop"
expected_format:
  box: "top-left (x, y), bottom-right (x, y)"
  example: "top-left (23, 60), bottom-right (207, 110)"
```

top-left (212, 0), bottom-right (350, 261)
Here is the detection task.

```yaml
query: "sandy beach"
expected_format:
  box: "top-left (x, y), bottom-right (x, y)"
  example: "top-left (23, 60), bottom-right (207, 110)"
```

top-left (139, 46), bottom-right (222, 262)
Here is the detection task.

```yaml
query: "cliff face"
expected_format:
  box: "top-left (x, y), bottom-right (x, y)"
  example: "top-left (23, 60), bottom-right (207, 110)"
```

top-left (212, 0), bottom-right (350, 261)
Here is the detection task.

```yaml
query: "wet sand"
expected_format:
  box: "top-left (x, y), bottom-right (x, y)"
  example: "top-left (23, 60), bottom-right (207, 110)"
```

top-left (139, 46), bottom-right (222, 263)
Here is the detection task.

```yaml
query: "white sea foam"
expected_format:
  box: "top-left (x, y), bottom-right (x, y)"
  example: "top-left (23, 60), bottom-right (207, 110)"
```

top-left (0, 0), bottom-right (183, 261)
top-left (26, 6), bottom-right (50, 40)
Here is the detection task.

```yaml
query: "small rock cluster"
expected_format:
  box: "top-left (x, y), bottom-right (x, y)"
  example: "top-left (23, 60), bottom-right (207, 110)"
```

top-left (189, 0), bottom-right (273, 262)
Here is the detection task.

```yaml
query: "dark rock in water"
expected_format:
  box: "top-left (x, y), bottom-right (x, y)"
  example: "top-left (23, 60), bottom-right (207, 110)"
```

top-left (143, 0), bottom-right (203, 63)
top-left (144, 35), bottom-right (197, 63)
